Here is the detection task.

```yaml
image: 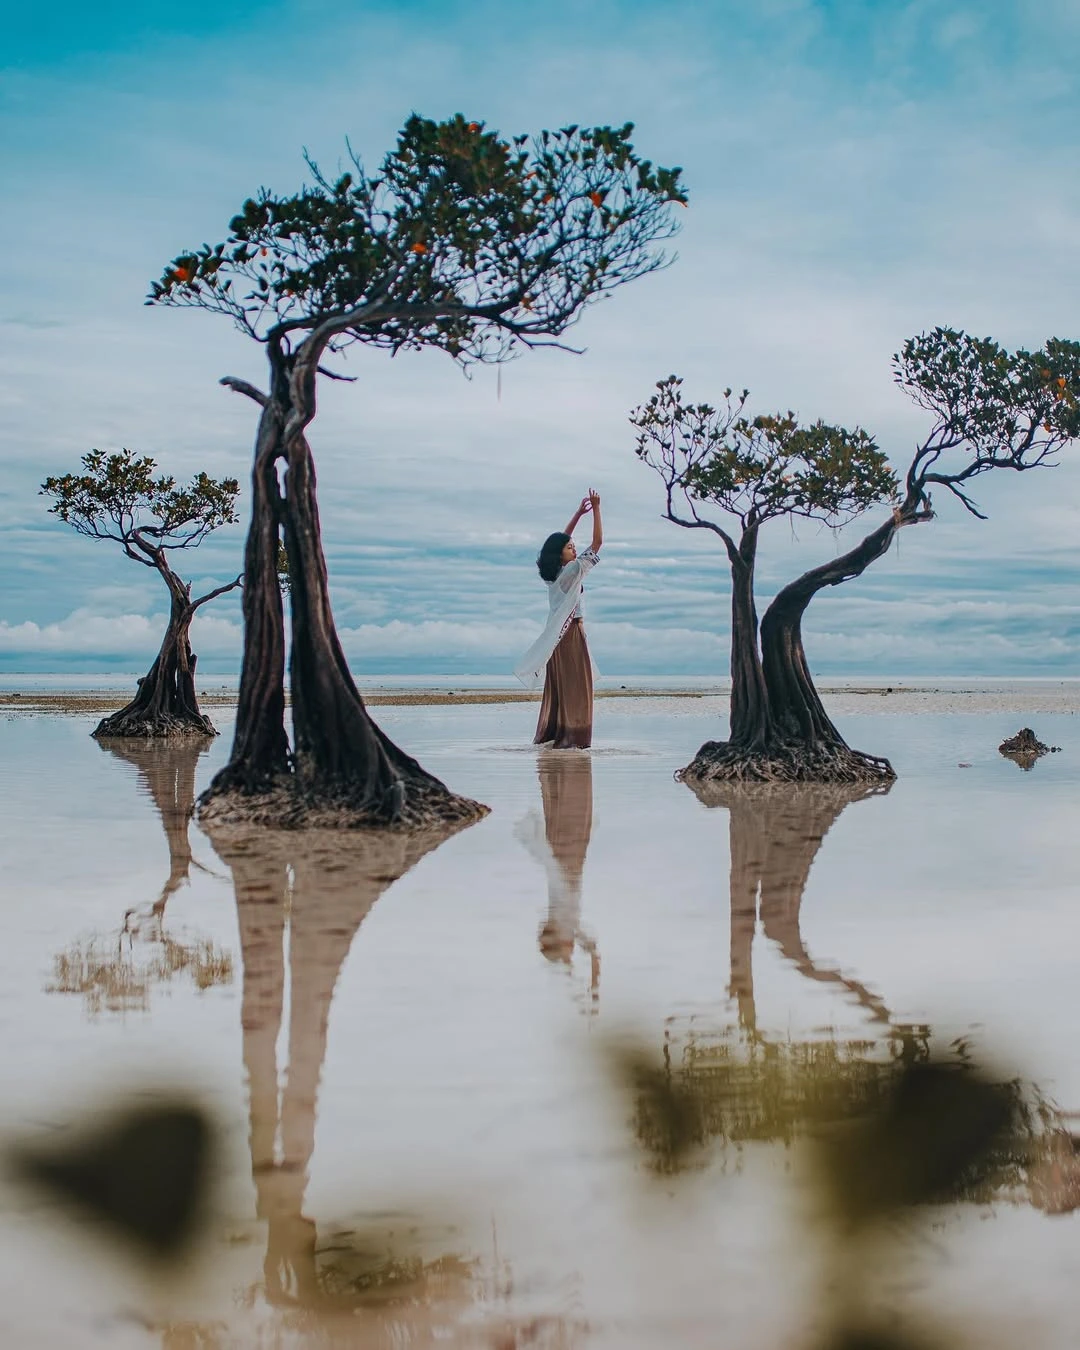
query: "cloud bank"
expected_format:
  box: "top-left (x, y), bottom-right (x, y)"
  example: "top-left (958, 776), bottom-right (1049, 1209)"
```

top-left (2, 0), bottom-right (1079, 677)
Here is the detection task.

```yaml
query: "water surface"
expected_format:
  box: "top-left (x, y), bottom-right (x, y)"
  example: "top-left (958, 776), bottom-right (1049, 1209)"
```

top-left (0, 699), bottom-right (1077, 1348)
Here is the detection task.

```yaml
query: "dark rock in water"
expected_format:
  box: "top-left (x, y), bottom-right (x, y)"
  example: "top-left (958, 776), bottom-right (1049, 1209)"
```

top-left (1000, 728), bottom-right (1051, 755)
top-left (998, 727), bottom-right (1062, 770)
top-left (10, 1101), bottom-right (213, 1259)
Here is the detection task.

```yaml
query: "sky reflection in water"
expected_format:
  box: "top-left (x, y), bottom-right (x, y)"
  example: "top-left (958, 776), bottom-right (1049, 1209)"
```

top-left (1, 701), bottom-right (1079, 1348)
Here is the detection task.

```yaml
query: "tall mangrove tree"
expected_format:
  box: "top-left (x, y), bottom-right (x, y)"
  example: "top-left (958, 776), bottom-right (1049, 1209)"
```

top-left (149, 113), bottom-right (688, 827)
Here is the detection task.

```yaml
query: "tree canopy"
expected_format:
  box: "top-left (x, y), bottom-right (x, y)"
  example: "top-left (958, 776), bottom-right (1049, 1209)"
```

top-left (631, 375), bottom-right (897, 550)
top-left (147, 114), bottom-right (687, 366)
top-left (41, 449), bottom-right (239, 563)
top-left (894, 327), bottom-right (1080, 518)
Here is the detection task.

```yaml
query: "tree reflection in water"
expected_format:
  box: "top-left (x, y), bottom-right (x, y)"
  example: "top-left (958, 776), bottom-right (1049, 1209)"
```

top-left (623, 781), bottom-right (1077, 1213)
top-left (48, 739), bottom-right (233, 1013)
top-left (197, 821), bottom-right (578, 1347)
top-left (716, 781), bottom-right (896, 1037)
top-left (515, 750), bottom-right (600, 1013)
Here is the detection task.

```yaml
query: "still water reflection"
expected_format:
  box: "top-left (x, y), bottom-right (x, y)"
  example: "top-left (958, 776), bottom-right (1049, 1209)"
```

top-left (701, 780), bottom-right (899, 1035)
top-left (632, 780), bottom-right (1076, 1216)
top-left (49, 740), bottom-right (233, 1014)
top-left (6, 705), bottom-right (1080, 1348)
top-left (516, 752), bottom-right (600, 1012)
top-left (202, 822), bottom-right (522, 1343)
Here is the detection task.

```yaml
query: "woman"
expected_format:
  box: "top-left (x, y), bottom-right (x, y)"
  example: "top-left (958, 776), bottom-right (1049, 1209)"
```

top-left (514, 489), bottom-right (603, 749)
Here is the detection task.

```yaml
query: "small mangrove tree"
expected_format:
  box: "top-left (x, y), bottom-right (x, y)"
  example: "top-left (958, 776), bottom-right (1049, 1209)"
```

top-left (41, 449), bottom-right (241, 738)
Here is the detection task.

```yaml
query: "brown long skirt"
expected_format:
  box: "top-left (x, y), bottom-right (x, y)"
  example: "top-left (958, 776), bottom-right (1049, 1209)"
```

top-left (534, 618), bottom-right (594, 749)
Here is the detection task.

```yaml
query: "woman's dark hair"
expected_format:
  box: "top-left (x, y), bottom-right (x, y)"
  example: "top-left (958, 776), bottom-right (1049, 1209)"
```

top-left (537, 532), bottom-right (570, 583)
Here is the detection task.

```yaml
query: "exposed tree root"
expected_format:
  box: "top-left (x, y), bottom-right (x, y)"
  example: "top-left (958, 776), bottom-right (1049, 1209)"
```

top-left (92, 709), bottom-right (217, 739)
top-left (196, 774), bottom-right (489, 832)
top-left (678, 738), bottom-right (896, 786)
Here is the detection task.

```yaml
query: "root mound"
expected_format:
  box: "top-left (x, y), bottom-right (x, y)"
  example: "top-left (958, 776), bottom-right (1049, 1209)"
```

top-left (197, 775), bottom-right (489, 832)
top-left (92, 710), bottom-right (218, 739)
top-left (678, 738), bottom-right (896, 786)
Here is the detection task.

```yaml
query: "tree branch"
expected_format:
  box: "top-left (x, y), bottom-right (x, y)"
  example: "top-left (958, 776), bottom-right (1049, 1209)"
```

top-left (663, 496), bottom-right (741, 567)
top-left (925, 478), bottom-right (988, 519)
top-left (190, 575), bottom-right (243, 611)
top-left (765, 498), bottom-right (932, 615)
top-left (219, 376), bottom-right (269, 407)
top-left (129, 528), bottom-right (162, 565)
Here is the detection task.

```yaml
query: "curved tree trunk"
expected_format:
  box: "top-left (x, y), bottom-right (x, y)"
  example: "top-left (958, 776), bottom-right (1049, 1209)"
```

top-left (205, 402), bottom-right (291, 796)
top-left (755, 508), bottom-right (929, 781)
top-left (761, 516), bottom-right (897, 743)
top-left (94, 579), bottom-right (216, 739)
top-left (283, 430), bottom-right (472, 826)
top-left (200, 358), bottom-right (487, 830)
top-left (686, 527), bottom-right (775, 780)
top-left (684, 504), bottom-right (928, 785)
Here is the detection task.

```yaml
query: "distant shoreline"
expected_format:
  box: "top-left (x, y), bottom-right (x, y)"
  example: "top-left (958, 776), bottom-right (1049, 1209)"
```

top-left (4, 681), bottom-right (1079, 717)
top-left (3, 686), bottom-right (698, 712)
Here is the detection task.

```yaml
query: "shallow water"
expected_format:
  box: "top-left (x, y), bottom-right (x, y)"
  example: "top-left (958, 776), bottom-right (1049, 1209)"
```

top-left (0, 699), bottom-right (1078, 1348)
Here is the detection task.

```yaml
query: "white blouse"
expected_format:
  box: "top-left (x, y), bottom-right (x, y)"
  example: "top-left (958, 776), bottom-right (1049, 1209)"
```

top-left (514, 548), bottom-right (600, 689)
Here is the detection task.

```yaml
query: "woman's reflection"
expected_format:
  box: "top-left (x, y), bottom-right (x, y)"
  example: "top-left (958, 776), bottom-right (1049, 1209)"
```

top-left (516, 750), bottom-right (600, 1010)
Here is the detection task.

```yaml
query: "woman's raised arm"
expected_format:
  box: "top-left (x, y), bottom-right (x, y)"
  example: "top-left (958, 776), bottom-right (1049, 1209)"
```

top-left (564, 496), bottom-right (592, 536)
top-left (588, 490), bottom-right (603, 553)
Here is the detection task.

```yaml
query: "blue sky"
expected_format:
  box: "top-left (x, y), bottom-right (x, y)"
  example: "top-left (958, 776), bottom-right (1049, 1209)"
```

top-left (2, 0), bottom-right (1079, 678)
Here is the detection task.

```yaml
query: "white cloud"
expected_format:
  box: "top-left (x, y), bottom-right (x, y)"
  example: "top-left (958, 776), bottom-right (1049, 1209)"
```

top-left (2, 0), bottom-right (1080, 674)
top-left (0, 610), bottom-right (242, 658)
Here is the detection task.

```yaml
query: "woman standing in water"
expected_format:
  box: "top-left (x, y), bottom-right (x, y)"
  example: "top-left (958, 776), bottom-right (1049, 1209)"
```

top-left (515, 489), bottom-right (603, 748)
